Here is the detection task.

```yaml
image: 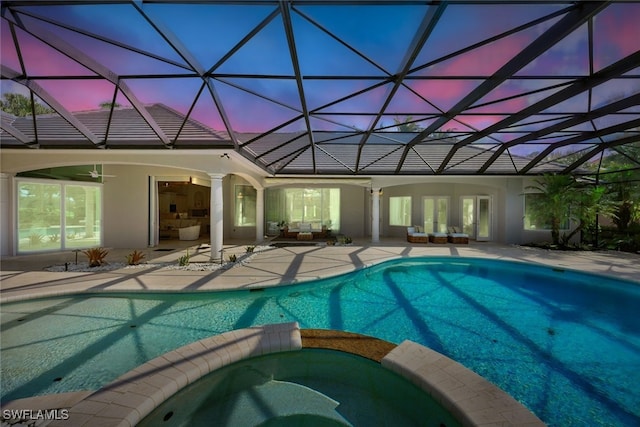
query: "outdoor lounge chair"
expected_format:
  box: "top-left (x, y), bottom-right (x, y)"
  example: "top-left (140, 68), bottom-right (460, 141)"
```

top-left (428, 232), bottom-right (448, 244)
top-left (447, 226), bottom-right (469, 244)
top-left (407, 226), bottom-right (428, 243)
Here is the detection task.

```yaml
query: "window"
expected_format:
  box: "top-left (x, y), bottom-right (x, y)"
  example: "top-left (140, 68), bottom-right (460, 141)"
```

top-left (524, 193), bottom-right (569, 230)
top-left (389, 196), bottom-right (411, 226)
top-left (65, 185), bottom-right (102, 248)
top-left (266, 188), bottom-right (340, 231)
top-left (234, 185), bottom-right (256, 226)
top-left (17, 180), bottom-right (102, 252)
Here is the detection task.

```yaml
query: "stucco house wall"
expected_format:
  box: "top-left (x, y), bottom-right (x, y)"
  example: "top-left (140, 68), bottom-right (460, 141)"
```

top-left (0, 149), bottom-right (561, 256)
top-left (379, 178), bottom-right (517, 243)
top-left (103, 164), bottom-right (215, 249)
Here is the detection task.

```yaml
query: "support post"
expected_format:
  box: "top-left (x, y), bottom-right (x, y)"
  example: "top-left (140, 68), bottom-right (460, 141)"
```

top-left (371, 188), bottom-right (381, 243)
top-left (208, 174), bottom-right (225, 261)
top-left (256, 187), bottom-right (264, 243)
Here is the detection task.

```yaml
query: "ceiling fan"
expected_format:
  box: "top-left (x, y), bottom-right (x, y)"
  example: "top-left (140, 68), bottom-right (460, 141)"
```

top-left (77, 165), bottom-right (116, 179)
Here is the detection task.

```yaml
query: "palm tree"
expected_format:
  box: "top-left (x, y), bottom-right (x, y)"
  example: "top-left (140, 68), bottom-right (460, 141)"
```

top-left (526, 174), bottom-right (579, 246)
top-left (99, 101), bottom-right (121, 109)
top-left (562, 185), bottom-right (615, 245)
top-left (528, 174), bottom-right (618, 247)
top-left (599, 144), bottom-right (640, 232)
top-left (393, 116), bottom-right (422, 132)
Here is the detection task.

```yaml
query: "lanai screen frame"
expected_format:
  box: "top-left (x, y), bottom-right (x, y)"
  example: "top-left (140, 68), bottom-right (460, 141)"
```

top-left (0, 0), bottom-right (638, 179)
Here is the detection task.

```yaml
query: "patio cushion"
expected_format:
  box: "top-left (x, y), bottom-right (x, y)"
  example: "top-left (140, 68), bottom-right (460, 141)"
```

top-left (298, 223), bottom-right (312, 232)
top-left (429, 232), bottom-right (447, 237)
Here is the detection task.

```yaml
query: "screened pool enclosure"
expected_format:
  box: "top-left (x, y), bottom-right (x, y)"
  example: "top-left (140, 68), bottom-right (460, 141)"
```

top-left (1, 1), bottom-right (639, 254)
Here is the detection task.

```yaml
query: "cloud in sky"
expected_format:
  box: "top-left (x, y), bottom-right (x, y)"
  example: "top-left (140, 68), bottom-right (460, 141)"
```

top-left (407, 80), bottom-right (481, 112)
top-left (518, 22), bottom-right (589, 76)
top-left (593, 2), bottom-right (640, 71)
top-left (415, 2), bottom-right (565, 68)
top-left (417, 28), bottom-right (535, 78)
top-left (37, 79), bottom-right (115, 112)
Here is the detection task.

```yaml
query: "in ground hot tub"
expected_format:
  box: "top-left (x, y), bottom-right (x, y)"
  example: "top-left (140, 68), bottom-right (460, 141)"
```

top-left (137, 348), bottom-right (460, 427)
top-left (53, 324), bottom-right (541, 427)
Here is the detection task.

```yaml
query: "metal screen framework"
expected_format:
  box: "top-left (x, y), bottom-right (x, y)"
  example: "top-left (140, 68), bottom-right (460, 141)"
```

top-left (1, 0), bottom-right (639, 177)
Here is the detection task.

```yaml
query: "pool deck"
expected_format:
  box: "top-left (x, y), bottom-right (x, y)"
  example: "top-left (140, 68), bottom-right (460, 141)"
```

top-left (1, 238), bottom-right (639, 303)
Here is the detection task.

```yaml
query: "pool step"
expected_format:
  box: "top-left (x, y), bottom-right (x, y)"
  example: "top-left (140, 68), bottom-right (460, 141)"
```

top-left (198, 379), bottom-right (353, 426)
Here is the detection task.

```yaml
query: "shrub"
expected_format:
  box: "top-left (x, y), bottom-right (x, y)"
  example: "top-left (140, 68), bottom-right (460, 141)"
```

top-left (29, 233), bottom-right (45, 245)
top-left (228, 254), bottom-right (237, 262)
top-left (83, 247), bottom-right (109, 267)
top-left (177, 249), bottom-right (190, 266)
top-left (126, 250), bottom-right (146, 266)
top-left (48, 234), bottom-right (60, 243)
top-left (245, 245), bottom-right (255, 253)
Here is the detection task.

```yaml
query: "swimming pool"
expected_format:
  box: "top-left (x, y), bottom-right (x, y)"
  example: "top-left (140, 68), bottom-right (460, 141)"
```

top-left (1, 257), bottom-right (639, 426)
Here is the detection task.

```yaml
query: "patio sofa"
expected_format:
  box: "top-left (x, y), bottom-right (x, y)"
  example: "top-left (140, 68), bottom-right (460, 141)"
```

top-left (282, 222), bottom-right (328, 240)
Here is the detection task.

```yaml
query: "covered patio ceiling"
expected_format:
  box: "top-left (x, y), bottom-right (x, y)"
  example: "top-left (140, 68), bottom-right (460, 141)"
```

top-left (1, 0), bottom-right (639, 176)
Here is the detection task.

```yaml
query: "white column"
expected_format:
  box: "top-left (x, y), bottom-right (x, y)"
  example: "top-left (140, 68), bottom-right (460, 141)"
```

top-left (0, 173), bottom-right (12, 256)
top-left (371, 187), bottom-right (380, 243)
top-left (208, 174), bottom-right (225, 261)
top-left (256, 187), bottom-right (264, 243)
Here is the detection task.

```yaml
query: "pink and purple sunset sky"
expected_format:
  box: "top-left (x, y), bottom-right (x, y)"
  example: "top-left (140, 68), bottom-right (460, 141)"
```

top-left (1, 1), bottom-right (638, 140)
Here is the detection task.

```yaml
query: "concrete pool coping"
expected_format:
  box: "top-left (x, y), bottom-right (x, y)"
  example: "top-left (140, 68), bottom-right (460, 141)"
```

top-left (4, 324), bottom-right (543, 427)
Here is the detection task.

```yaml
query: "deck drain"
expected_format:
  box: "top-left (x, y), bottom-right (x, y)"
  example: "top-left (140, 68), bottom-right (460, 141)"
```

top-left (130, 325), bottom-right (137, 328)
top-left (163, 411), bottom-right (174, 421)
top-left (53, 377), bottom-right (63, 382)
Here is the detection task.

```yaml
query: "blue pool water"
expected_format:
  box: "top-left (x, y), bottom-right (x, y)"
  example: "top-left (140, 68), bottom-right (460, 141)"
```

top-left (1, 257), bottom-right (639, 426)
